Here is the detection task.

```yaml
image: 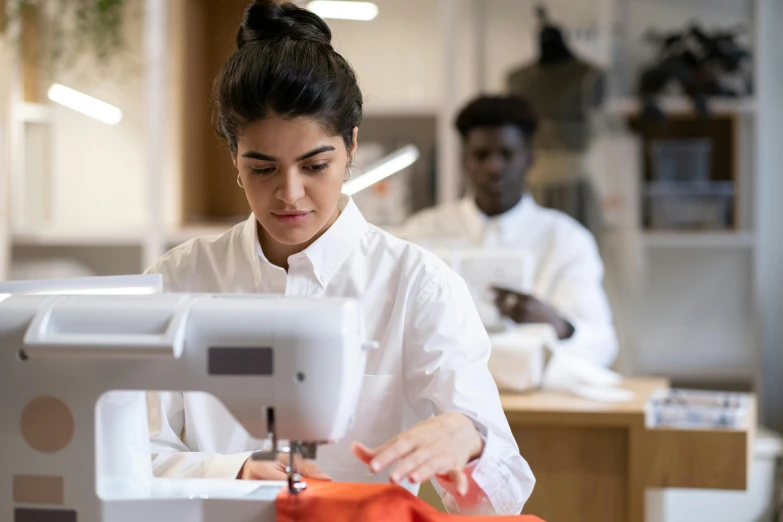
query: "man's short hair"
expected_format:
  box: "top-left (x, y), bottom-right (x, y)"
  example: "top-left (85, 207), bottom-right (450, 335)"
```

top-left (455, 95), bottom-right (538, 141)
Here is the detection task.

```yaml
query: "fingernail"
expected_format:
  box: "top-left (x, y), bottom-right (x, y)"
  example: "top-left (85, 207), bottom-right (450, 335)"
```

top-left (410, 474), bottom-right (420, 483)
top-left (370, 461), bottom-right (380, 473)
top-left (390, 473), bottom-right (399, 483)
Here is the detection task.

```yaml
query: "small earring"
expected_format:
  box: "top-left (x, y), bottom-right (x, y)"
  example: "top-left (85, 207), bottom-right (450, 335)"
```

top-left (237, 174), bottom-right (244, 188)
top-left (344, 167), bottom-right (352, 182)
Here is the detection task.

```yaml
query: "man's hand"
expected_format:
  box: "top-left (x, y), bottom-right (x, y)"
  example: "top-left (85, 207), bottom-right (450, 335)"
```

top-left (238, 452), bottom-right (331, 481)
top-left (492, 286), bottom-right (574, 340)
top-left (351, 412), bottom-right (484, 496)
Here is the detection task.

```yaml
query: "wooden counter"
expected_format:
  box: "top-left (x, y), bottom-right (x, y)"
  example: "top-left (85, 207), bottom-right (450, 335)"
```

top-left (502, 379), bottom-right (755, 522)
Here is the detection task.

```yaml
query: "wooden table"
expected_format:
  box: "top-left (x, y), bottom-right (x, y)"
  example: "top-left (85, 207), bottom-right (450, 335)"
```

top-left (502, 378), bottom-right (755, 522)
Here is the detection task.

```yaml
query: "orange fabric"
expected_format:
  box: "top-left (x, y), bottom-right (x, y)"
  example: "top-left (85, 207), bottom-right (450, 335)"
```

top-left (276, 480), bottom-right (544, 522)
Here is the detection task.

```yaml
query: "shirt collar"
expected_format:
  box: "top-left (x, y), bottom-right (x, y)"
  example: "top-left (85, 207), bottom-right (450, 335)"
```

top-left (462, 194), bottom-right (536, 242)
top-left (244, 195), bottom-right (368, 288)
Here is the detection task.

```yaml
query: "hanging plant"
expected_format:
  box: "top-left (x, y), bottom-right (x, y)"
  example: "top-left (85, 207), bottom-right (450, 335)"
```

top-left (4, 0), bottom-right (136, 72)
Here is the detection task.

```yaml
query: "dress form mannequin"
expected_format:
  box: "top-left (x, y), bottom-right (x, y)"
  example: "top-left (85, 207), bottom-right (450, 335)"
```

top-left (506, 6), bottom-right (604, 234)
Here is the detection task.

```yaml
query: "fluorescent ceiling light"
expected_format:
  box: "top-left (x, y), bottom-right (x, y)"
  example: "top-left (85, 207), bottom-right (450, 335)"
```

top-left (47, 83), bottom-right (123, 125)
top-left (343, 144), bottom-right (420, 196)
top-left (307, 1), bottom-right (378, 21)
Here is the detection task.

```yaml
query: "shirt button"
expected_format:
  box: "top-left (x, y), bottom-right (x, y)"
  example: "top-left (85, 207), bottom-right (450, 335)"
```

top-left (319, 274), bottom-right (327, 283)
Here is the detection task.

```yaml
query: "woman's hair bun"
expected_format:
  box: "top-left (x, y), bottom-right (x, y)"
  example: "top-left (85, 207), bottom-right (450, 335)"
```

top-left (237, 0), bottom-right (332, 49)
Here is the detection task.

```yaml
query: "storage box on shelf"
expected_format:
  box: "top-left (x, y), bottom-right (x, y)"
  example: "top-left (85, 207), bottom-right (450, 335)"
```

top-left (627, 114), bottom-right (741, 232)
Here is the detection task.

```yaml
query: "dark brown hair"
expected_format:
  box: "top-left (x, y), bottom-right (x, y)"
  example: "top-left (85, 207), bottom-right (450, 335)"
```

top-left (213, 0), bottom-right (363, 154)
top-left (455, 95), bottom-right (538, 142)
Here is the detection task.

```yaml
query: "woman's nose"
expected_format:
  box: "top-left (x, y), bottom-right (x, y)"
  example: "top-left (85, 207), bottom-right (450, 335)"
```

top-left (277, 171), bottom-right (306, 205)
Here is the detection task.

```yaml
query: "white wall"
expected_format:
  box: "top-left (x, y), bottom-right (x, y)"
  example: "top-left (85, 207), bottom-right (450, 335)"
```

top-left (756, 0), bottom-right (783, 430)
top-left (42, 3), bottom-right (148, 231)
top-left (328, 0), bottom-right (443, 104)
top-left (635, 249), bottom-right (757, 379)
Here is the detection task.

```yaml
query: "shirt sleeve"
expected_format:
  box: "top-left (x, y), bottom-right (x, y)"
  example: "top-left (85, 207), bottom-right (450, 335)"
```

top-left (402, 265), bottom-right (535, 515)
top-left (544, 228), bottom-right (618, 368)
top-left (144, 255), bottom-right (252, 480)
top-left (146, 391), bottom-right (252, 479)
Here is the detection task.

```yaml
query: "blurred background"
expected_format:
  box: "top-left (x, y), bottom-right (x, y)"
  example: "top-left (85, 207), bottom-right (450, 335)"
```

top-left (0, 0), bottom-right (782, 519)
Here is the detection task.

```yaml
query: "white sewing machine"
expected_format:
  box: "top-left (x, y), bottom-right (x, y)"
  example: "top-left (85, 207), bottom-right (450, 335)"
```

top-left (0, 291), bottom-right (374, 522)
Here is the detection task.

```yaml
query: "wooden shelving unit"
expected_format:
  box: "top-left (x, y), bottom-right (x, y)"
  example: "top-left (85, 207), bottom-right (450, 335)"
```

top-left (607, 96), bottom-right (758, 116)
top-left (608, 0), bottom-right (765, 390)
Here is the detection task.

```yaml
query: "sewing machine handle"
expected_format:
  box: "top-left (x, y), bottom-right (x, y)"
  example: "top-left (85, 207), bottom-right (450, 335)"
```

top-left (22, 297), bottom-right (195, 359)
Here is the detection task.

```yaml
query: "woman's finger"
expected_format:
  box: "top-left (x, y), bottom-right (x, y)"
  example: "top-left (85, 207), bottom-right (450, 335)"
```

top-left (406, 454), bottom-right (454, 485)
top-left (351, 441), bottom-right (376, 464)
top-left (298, 459), bottom-right (332, 481)
top-left (389, 444), bottom-right (433, 483)
top-left (244, 461), bottom-right (288, 481)
top-left (447, 469), bottom-right (470, 497)
top-left (274, 453), bottom-right (331, 480)
top-left (367, 434), bottom-right (417, 473)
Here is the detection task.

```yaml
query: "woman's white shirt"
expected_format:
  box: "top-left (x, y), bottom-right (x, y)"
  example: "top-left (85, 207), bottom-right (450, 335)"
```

top-left (144, 195), bottom-right (534, 515)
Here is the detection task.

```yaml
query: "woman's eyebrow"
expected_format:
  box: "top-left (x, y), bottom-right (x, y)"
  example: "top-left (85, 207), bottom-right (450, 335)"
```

top-left (240, 145), bottom-right (336, 162)
top-left (241, 151), bottom-right (276, 161)
top-left (296, 145), bottom-right (336, 161)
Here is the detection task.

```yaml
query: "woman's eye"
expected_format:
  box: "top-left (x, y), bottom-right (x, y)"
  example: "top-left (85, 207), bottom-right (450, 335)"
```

top-left (250, 167), bottom-right (275, 176)
top-left (306, 163), bottom-right (329, 173)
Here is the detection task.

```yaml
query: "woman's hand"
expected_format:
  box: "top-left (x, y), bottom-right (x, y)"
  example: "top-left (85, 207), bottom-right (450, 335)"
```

top-left (351, 412), bottom-right (484, 496)
top-left (238, 452), bottom-right (331, 481)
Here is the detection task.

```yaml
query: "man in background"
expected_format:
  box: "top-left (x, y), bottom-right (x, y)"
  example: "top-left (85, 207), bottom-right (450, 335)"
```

top-left (402, 95), bottom-right (617, 367)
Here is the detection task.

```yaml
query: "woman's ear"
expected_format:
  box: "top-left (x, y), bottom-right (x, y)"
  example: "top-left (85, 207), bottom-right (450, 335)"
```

top-left (349, 127), bottom-right (359, 159)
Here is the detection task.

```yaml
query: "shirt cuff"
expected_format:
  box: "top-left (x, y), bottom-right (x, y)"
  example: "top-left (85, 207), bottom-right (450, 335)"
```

top-left (436, 420), bottom-right (519, 515)
top-left (468, 426), bottom-right (520, 515)
top-left (206, 451), bottom-right (255, 479)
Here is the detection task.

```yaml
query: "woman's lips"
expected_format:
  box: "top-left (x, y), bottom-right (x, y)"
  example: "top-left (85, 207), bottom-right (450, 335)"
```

top-left (271, 211), bottom-right (312, 224)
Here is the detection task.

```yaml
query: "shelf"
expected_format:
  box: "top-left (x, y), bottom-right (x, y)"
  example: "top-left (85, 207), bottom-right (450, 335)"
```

top-left (11, 228), bottom-right (146, 247)
top-left (642, 231), bottom-right (756, 249)
top-left (607, 97), bottom-right (757, 116)
top-left (363, 99), bottom-right (440, 117)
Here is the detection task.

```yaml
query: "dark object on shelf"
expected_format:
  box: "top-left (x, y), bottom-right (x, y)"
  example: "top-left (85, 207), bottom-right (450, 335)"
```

top-left (637, 24), bottom-right (752, 121)
top-left (534, 5), bottom-right (575, 66)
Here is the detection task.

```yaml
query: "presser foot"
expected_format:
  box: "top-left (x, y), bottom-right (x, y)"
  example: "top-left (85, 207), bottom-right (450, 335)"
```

top-left (286, 445), bottom-right (307, 494)
top-left (287, 471), bottom-right (307, 494)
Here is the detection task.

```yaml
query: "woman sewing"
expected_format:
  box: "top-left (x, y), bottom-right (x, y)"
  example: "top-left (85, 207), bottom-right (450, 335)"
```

top-left (144, 0), bottom-right (533, 515)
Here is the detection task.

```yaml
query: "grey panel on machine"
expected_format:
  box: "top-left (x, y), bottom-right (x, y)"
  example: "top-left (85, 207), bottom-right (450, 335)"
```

top-left (15, 508), bottom-right (77, 522)
top-left (208, 347), bottom-right (273, 375)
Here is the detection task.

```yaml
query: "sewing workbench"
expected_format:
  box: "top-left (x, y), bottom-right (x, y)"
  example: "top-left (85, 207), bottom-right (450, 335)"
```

top-left (502, 378), bottom-right (755, 522)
